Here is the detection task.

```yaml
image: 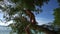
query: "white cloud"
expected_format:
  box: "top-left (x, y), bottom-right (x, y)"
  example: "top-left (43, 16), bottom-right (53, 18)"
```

top-left (0, 21), bottom-right (13, 26)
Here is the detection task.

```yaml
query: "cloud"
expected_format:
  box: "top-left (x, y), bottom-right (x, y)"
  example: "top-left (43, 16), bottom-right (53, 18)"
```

top-left (0, 21), bottom-right (13, 26)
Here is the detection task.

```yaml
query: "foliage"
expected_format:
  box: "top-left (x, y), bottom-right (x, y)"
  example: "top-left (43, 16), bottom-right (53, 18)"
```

top-left (1, 0), bottom-right (49, 34)
top-left (0, 0), bottom-right (49, 22)
top-left (53, 8), bottom-right (60, 25)
top-left (57, 0), bottom-right (60, 6)
top-left (0, 0), bottom-right (3, 1)
top-left (0, 0), bottom-right (60, 34)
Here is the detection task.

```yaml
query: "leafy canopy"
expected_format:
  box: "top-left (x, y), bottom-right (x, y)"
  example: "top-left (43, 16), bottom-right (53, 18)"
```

top-left (53, 8), bottom-right (60, 25)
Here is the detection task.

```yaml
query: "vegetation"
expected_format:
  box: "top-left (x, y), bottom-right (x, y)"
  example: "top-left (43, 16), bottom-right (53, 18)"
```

top-left (53, 8), bottom-right (60, 25)
top-left (0, 0), bottom-right (60, 34)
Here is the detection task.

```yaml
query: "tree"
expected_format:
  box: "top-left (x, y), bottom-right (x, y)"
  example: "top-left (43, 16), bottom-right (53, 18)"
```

top-left (53, 0), bottom-right (60, 26)
top-left (53, 8), bottom-right (60, 26)
top-left (53, 0), bottom-right (60, 34)
top-left (57, 0), bottom-right (60, 6)
top-left (0, 0), bottom-right (59, 34)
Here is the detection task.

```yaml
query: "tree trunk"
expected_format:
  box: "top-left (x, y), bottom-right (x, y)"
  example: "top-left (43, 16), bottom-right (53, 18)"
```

top-left (24, 9), bottom-right (37, 34)
top-left (25, 9), bottom-right (37, 24)
top-left (25, 24), bottom-right (30, 34)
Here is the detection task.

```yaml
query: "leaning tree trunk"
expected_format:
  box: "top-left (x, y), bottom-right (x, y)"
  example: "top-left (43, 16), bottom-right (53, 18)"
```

top-left (25, 24), bottom-right (32, 34)
top-left (24, 9), bottom-right (37, 34)
top-left (25, 9), bottom-right (37, 24)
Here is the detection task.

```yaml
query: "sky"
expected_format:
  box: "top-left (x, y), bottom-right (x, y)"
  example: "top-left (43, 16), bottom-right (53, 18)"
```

top-left (35, 0), bottom-right (59, 25)
top-left (0, 0), bottom-right (59, 26)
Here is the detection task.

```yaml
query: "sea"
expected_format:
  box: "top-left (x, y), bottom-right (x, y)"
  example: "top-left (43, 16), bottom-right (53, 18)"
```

top-left (0, 26), bottom-right (12, 34)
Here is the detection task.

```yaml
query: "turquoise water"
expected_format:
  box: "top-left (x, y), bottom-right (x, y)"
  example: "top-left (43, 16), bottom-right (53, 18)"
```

top-left (0, 31), bottom-right (10, 34)
top-left (0, 26), bottom-right (12, 34)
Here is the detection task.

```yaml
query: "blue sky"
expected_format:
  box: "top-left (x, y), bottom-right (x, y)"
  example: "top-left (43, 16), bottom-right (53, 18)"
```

top-left (0, 0), bottom-right (59, 26)
top-left (36, 0), bottom-right (59, 25)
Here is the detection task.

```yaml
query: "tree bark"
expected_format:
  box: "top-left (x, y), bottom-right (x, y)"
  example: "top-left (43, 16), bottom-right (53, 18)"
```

top-left (25, 9), bottom-right (37, 24)
top-left (24, 9), bottom-right (37, 34)
top-left (25, 24), bottom-right (30, 34)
